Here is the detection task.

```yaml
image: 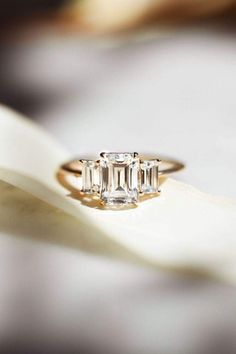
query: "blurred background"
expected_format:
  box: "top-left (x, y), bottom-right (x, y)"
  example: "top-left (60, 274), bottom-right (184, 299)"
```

top-left (0, 1), bottom-right (236, 354)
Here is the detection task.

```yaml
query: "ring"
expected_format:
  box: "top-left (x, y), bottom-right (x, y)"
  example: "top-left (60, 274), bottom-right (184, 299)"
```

top-left (58, 152), bottom-right (184, 206)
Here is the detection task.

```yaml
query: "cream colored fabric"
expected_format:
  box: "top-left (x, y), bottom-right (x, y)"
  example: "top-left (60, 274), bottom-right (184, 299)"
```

top-left (0, 105), bottom-right (236, 282)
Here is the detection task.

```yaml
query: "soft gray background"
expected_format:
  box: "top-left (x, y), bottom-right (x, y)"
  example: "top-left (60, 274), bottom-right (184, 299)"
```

top-left (0, 26), bottom-right (236, 354)
top-left (1, 28), bottom-right (236, 198)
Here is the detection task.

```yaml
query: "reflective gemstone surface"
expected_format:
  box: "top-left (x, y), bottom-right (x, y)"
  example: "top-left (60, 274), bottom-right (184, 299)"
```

top-left (100, 152), bottom-right (139, 205)
top-left (140, 160), bottom-right (159, 193)
top-left (81, 160), bottom-right (99, 193)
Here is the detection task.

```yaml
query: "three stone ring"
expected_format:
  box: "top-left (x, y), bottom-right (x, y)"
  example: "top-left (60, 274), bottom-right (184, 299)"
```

top-left (57, 152), bottom-right (184, 207)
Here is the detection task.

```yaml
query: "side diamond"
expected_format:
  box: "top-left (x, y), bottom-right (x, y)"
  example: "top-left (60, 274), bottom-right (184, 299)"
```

top-left (140, 159), bottom-right (160, 194)
top-left (81, 160), bottom-right (99, 193)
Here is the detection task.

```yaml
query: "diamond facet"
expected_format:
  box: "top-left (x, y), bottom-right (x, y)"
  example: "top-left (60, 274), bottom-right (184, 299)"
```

top-left (81, 160), bottom-right (99, 193)
top-left (100, 152), bottom-right (139, 205)
top-left (140, 159), bottom-right (159, 193)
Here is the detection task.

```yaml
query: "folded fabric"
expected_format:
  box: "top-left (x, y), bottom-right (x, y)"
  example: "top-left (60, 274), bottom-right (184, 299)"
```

top-left (0, 104), bottom-right (236, 282)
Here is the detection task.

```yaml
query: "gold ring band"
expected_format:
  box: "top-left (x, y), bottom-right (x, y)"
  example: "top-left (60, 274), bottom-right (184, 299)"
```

top-left (60, 156), bottom-right (184, 176)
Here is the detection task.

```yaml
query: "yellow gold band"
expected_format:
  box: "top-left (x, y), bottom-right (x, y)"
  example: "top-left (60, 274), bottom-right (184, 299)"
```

top-left (60, 156), bottom-right (184, 176)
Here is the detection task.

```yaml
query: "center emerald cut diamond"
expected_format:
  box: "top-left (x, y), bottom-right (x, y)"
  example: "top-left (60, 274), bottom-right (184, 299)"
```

top-left (100, 152), bottom-right (139, 205)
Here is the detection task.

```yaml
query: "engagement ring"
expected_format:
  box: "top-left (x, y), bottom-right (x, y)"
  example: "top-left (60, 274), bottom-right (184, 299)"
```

top-left (58, 152), bottom-right (184, 206)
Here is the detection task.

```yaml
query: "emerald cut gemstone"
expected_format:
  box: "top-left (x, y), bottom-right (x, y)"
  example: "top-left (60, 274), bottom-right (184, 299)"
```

top-left (140, 160), bottom-right (159, 193)
top-left (100, 152), bottom-right (139, 205)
